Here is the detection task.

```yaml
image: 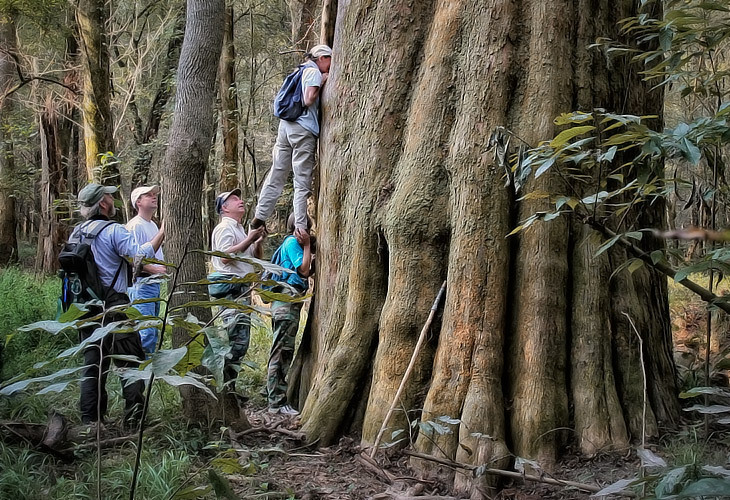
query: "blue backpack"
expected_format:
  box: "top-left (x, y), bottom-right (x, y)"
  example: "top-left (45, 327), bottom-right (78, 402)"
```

top-left (273, 65), bottom-right (305, 122)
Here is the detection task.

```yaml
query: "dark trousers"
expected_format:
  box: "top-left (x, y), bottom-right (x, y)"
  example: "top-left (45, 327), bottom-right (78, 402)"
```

top-left (79, 313), bottom-right (145, 425)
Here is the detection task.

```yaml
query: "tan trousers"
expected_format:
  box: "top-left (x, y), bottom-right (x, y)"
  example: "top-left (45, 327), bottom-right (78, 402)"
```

top-left (255, 120), bottom-right (317, 229)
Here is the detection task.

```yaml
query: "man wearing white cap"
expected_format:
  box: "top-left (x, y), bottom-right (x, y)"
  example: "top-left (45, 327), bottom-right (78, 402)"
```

top-left (127, 185), bottom-right (166, 355)
top-left (210, 189), bottom-right (265, 386)
top-left (251, 44), bottom-right (332, 234)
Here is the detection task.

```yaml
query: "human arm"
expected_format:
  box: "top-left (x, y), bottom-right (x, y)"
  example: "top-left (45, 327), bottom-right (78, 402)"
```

top-left (294, 229), bottom-right (312, 278)
top-left (302, 67), bottom-right (326, 107)
top-left (220, 226), bottom-right (265, 264)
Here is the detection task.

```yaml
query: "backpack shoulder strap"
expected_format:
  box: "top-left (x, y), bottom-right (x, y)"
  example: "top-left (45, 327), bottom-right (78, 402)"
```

top-left (83, 220), bottom-right (116, 239)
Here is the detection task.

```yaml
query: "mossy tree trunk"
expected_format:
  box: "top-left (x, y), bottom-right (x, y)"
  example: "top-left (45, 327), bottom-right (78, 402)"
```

top-left (0, 11), bottom-right (18, 266)
top-left (293, 0), bottom-right (679, 497)
top-left (76, 0), bottom-right (116, 183)
top-left (217, 3), bottom-right (239, 192)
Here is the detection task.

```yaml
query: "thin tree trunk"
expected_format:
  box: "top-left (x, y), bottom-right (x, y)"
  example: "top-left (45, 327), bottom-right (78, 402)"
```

top-left (76, 0), bottom-right (116, 183)
top-left (0, 12), bottom-right (19, 266)
top-left (132, 2), bottom-right (186, 187)
top-left (160, 0), bottom-right (227, 422)
top-left (217, 4), bottom-right (239, 192)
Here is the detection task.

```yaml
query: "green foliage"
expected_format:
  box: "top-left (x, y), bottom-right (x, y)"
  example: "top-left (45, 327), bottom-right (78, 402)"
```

top-left (0, 268), bottom-right (64, 381)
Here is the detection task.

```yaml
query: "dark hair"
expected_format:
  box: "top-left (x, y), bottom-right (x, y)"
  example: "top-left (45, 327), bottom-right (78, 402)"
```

top-left (287, 213), bottom-right (312, 233)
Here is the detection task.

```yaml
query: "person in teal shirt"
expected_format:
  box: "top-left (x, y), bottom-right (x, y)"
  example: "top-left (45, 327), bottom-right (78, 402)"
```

top-left (266, 214), bottom-right (312, 415)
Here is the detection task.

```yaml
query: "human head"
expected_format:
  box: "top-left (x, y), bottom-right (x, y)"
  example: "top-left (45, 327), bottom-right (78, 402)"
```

top-left (131, 185), bottom-right (160, 216)
top-left (308, 44), bottom-right (332, 73)
top-left (78, 183), bottom-right (118, 219)
top-left (286, 213), bottom-right (312, 234)
top-left (216, 189), bottom-right (244, 221)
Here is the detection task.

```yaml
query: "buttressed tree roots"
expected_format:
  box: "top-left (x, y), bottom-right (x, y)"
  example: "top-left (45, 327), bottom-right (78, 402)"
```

top-left (288, 0), bottom-right (679, 497)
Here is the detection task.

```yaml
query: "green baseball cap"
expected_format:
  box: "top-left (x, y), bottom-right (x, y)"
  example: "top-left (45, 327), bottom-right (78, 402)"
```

top-left (78, 183), bottom-right (118, 207)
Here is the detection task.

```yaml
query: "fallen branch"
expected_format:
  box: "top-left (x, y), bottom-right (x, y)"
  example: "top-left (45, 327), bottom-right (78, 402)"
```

top-left (404, 451), bottom-right (636, 498)
top-left (60, 424), bottom-right (163, 453)
top-left (232, 425), bottom-right (305, 441)
top-left (357, 451), bottom-right (396, 484)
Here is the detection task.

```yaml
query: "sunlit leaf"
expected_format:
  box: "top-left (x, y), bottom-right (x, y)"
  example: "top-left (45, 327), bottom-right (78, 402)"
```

top-left (637, 447), bottom-right (667, 468)
top-left (550, 126), bottom-right (595, 149)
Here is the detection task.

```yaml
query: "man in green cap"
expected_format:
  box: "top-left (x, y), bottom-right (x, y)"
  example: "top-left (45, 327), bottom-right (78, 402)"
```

top-left (70, 183), bottom-right (165, 429)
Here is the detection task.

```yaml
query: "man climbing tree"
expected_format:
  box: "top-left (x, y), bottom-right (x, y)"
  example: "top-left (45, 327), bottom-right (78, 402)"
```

top-left (251, 44), bottom-right (331, 234)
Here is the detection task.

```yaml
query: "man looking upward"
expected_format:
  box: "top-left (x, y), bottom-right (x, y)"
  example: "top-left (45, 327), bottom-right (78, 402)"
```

top-left (127, 185), bottom-right (166, 355)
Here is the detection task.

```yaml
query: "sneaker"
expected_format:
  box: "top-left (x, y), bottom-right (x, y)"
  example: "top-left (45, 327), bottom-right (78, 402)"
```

top-left (268, 404), bottom-right (300, 416)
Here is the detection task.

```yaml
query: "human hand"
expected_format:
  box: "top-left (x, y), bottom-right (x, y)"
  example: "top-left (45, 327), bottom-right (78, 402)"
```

top-left (151, 264), bottom-right (167, 275)
top-left (295, 228), bottom-right (310, 247)
top-left (321, 72), bottom-right (329, 85)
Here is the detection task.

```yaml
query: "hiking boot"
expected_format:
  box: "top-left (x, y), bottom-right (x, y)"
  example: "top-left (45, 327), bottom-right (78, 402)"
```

top-left (268, 404), bottom-right (299, 416)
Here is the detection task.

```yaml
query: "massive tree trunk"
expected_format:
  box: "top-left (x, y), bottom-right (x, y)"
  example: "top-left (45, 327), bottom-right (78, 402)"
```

top-left (161, 0), bottom-right (225, 421)
top-left (217, 3), bottom-right (239, 192)
top-left (293, 0), bottom-right (679, 497)
top-left (76, 0), bottom-right (116, 183)
top-left (0, 12), bottom-right (18, 266)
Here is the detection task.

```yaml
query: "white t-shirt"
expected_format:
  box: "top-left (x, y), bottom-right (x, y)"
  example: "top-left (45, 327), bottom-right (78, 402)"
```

top-left (210, 216), bottom-right (255, 276)
top-left (296, 60), bottom-right (323, 137)
top-left (126, 215), bottom-right (164, 261)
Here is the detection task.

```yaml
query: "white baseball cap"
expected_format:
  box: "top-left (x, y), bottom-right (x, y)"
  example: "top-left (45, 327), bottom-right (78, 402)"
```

top-left (131, 185), bottom-right (160, 210)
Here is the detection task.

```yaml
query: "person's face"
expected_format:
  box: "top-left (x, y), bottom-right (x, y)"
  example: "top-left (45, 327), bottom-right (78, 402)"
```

top-left (100, 193), bottom-right (116, 218)
top-left (316, 55), bottom-right (331, 73)
top-left (136, 191), bottom-right (159, 213)
top-left (222, 194), bottom-right (245, 219)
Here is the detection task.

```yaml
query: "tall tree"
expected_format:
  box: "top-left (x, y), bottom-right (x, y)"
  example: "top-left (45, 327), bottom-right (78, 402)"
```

top-left (217, 3), bottom-right (239, 192)
top-left (0, 10), bottom-right (18, 266)
top-left (161, 0), bottom-right (225, 420)
top-left (76, 0), bottom-right (116, 182)
top-left (291, 0), bottom-right (679, 497)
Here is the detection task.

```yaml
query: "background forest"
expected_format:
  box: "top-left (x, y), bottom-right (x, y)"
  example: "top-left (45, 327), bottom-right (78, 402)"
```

top-left (1, 0), bottom-right (730, 499)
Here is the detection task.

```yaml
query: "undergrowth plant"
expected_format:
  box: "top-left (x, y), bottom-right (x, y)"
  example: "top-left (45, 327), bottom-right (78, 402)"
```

top-left (0, 249), bottom-right (305, 499)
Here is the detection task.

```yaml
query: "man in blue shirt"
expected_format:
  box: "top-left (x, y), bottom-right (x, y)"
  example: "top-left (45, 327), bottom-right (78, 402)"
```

top-left (252, 44), bottom-right (332, 235)
top-left (266, 214), bottom-right (312, 415)
top-left (73, 183), bottom-right (164, 429)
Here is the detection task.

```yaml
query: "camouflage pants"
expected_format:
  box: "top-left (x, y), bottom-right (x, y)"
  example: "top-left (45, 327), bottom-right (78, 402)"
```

top-left (221, 294), bottom-right (251, 384)
top-left (267, 300), bottom-right (302, 407)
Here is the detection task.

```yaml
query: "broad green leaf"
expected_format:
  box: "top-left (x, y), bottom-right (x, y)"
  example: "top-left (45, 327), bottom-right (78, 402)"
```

top-left (598, 146), bottom-right (618, 162)
top-left (581, 191), bottom-right (609, 206)
top-left (595, 236), bottom-right (621, 257)
top-left (201, 327), bottom-right (231, 389)
top-left (0, 366), bottom-right (86, 395)
top-left (534, 156), bottom-right (556, 178)
top-left (677, 478), bottom-right (730, 497)
top-left (680, 387), bottom-right (730, 399)
top-left (550, 126), bottom-right (595, 148)
top-left (625, 231), bottom-right (643, 240)
top-left (211, 457), bottom-right (243, 475)
top-left (590, 478), bottom-right (637, 498)
top-left (637, 447), bottom-right (667, 468)
top-left (628, 259), bottom-right (644, 274)
top-left (682, 138), bottom-right (701, 165)
top-left (683, 404), bottom-right (730, 414)
top-left (37, 381), bottom-right (74, 395)
top-left (173, 485), bottom-right (213, 500)
top-left (145, 347), bottom-right (188, 375)
top-left (17, 320), bottom-right (77, 335)
top-left (655, 466), bottom-right (686, 498)
top-left (554, 112), bottom-right (593, 125)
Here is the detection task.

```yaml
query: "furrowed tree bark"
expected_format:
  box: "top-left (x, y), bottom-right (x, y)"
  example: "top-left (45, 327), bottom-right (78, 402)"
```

top-left (0, 11), bottom-right (18, 266)
top-left (161, 0), bottom-right (226, 422)
top-left (217, 3), bottom-right (239, 192)
top-left (76, 0), bottom-right (116, 183)
top-left (294, 0), bottom-right (679, 498)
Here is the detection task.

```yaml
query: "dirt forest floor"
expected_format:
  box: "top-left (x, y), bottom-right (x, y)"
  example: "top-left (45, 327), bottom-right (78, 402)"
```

top-left (229, 409), bottom-right (648, 500)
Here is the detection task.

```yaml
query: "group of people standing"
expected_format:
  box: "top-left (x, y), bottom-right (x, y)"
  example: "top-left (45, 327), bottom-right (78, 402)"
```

top-left (71, 44), bottom-right (332, 428)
